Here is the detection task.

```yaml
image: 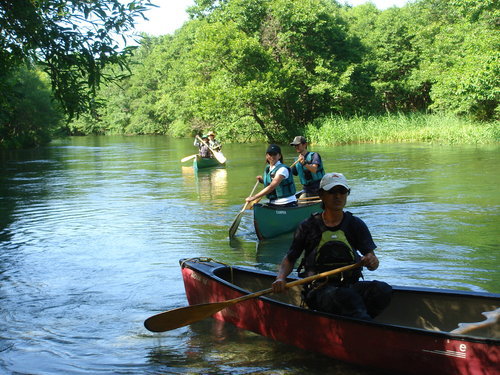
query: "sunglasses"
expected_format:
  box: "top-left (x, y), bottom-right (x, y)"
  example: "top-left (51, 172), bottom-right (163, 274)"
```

top-left (325, 186), bottom-right (349, 195)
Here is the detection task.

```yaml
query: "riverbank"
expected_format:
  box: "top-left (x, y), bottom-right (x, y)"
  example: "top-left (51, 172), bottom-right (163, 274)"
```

top-left (305, 113), bottom-right (499, 145)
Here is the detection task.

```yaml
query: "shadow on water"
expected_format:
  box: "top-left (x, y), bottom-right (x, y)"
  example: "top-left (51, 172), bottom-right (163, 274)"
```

top-left (255, 233), bottom-right (293, 270)
top-left (228, 217), bottom-right (293, 272)
top-left (0, 147), bottom-right (59, 234)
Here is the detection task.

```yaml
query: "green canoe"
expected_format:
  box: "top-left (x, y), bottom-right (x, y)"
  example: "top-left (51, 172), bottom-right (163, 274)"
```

top-left (253, 199), bottom-right (323, 240)
top-left (193, 155), bottom-right (225, 170)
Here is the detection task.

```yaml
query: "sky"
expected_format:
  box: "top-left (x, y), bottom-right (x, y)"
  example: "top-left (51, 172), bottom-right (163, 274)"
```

top-left (132, 0), bottom-right (410, 37)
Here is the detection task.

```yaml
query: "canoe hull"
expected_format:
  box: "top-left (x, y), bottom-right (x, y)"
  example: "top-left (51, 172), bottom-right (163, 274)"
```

top-left (193, 155), bottom-right (225, 170)
top-left (179, 258), bottom-right (499, 375)
top-left (253, 201), bottom-right (322, 239)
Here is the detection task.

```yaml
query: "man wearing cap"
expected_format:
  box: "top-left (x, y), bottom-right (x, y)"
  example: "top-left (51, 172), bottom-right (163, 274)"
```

top-left (245, 144), bottom-right (297, 207)
top-left (289, 136), bottom-right (325, 198)
top-left (207, 131), bottom-right (222, 151)
top-left (271, 172), bottom-right (392, 320)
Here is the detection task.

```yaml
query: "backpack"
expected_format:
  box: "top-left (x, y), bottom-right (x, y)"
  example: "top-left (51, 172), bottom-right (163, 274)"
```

top-left (300, 212), bottom-right (362, 285)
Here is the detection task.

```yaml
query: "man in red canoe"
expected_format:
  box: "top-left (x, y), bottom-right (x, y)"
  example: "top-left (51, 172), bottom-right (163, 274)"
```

top-left (272, 172), bottom-right (392, 320)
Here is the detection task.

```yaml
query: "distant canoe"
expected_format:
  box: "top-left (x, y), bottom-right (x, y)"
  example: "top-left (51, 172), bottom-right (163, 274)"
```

top-left (180, 258), bottom-right (500, 375)
top-left (253, 199), bottom-right (322, 240)
top-left (193, 155), bottom-right (225, 170)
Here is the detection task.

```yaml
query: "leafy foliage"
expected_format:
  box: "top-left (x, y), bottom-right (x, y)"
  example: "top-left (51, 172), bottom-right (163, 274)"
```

top-left (0, 0), bottom-right (155, 118)
top-left (410, 0), bottom-right (499, 120)
top-left (2, 0), bottom-right (498, 147)
top-left (0, 68), bottom-right (63, 149)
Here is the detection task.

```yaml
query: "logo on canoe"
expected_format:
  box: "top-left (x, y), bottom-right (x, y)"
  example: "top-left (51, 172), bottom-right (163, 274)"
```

top-left (422, 345), bottom-right (467, 359)
top-left (276, 211), bottom-right (287, 215)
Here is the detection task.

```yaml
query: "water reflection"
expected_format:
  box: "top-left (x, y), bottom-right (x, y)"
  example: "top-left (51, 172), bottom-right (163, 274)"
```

top-left (0, 137), bottom-right (498, 375)
top-left (255, 233), bottom-right (292, 270)
top-left (181, 166), bottom-right (228, 200)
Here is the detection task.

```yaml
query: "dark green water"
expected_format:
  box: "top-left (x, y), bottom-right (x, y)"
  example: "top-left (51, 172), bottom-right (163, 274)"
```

top-left (0, 136), bottom-right (498, 374)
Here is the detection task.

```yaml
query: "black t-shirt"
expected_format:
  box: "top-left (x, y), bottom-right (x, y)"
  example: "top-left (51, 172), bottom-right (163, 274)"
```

top-left (286, 211), bottom-right (377, 266)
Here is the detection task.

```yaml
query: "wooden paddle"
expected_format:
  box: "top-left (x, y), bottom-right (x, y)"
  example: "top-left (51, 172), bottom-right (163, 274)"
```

top-left (245, 158), bottom-right (301, 210)
top-left (228, 180), bottom-right (260, 238)
top-left (297, 195), bottom-right (321, 201)
top-left (144, 262), bottom-right (363, 332)
top-left (450, 308), bottom-right (500, 335)
top-left (181, 154), bottom-right (198, 163)
top-left (195, 135), bottom-right (226, 164)
top-left (246, 197), bottom-right (261, 210)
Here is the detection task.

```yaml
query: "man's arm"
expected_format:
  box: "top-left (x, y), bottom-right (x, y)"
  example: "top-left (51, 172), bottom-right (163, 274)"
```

top-left (301, 152), bottom-right (321, 173)
top-left (272, 256), bottom-right (295, 293)
top-left (361, 251), bottom-right (379, 271)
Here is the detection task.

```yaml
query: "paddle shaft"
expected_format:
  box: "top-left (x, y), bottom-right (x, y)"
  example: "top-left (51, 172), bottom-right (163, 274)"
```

top-left (241, 180), bottom-right (260, 212)
top-left (297, 195), bottom-right (320, 201)
top-left (290, 158), bottom-right (300, 168)
top-left (226, 261), bottom-right (363, 304)
top-left (228, 180), bottom-right (260, 237)
top-left (144, 262), bottom-right (362, 332)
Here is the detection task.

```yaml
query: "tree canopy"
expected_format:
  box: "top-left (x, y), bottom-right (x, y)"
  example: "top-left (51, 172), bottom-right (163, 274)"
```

top-left (0, 0), bottom-right (154, 118)
top-left (1, 0), bottom-right (498, 148)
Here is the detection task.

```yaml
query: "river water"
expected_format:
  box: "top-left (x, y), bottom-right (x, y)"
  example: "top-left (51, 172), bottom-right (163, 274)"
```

top-left (0, 136), bottom-right (498, 374)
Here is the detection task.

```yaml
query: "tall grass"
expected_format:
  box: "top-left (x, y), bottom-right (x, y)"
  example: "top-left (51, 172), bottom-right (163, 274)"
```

top-left (305, 113), bottom-right (499, 145)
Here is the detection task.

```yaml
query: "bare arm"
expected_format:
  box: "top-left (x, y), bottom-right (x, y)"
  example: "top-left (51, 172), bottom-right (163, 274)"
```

top-left (361, 251), bottom-right (379, 271)
top-left (272, 256), bottom-right (295, 293)
top-left (304, 163), bottom-right (318, 174)
top-left (298, 153), bottom-right (319, 173)
top-left (246, 174), bottom-right (285, 202)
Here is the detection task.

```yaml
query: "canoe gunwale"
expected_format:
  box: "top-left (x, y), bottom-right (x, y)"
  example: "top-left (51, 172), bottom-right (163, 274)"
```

top-left (193, 155), bottom-right (225, 170)
top-left (253, 201), bottom-right (323, 240)
top-left (179, 258), bottom-right (500, 345)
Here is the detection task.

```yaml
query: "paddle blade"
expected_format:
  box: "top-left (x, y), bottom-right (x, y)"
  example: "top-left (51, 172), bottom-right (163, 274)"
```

top-left (181, 154), bottom-right (197, 163)
top-left (144, 301), bottom-right (230, 332)
top-left (213, 151), bottom-right (226, 164)
top-left (228, 210), bottom-right (244, 238)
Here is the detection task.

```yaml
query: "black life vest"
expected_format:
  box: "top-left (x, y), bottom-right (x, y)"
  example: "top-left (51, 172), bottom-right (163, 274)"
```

top-left (302, 212), bottom-right (361, 285)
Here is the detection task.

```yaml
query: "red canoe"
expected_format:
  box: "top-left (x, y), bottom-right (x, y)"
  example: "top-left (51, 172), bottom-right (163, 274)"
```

top-left (179, 258), bottom-right (499, 375)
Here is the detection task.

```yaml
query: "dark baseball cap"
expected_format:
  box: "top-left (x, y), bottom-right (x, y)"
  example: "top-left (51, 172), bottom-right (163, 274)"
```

top-left (266, 144), bottom-right (281, 155)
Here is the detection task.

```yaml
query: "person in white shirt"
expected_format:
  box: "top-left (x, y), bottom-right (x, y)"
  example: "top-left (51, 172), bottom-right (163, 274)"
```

top-left (245, 144), bottom-right (298, 207)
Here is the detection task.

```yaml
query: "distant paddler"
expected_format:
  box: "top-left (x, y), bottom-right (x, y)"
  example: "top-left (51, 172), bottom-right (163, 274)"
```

top-left (207, 131), bottom-right (222, 152)
top-left (193, 134), bottom-right (211, 158)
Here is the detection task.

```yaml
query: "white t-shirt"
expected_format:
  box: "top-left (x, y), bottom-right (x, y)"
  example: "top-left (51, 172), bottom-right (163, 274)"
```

top-left (268, 162), bottom-right (297, 205)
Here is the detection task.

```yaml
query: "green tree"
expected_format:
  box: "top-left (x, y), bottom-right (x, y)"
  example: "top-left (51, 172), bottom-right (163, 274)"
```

top-left (168, 0), bottom-right (368, 142)
top-left (346, 4), bottom-right (429, 112)
top-left (0, 0), bottom-right (155, 119)
top-left (0, 68), bottom-right (63, 149)
top-left (411, 0), bottom-right (499, 120)
top-left (68, 0), bottom-right (499, 139)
